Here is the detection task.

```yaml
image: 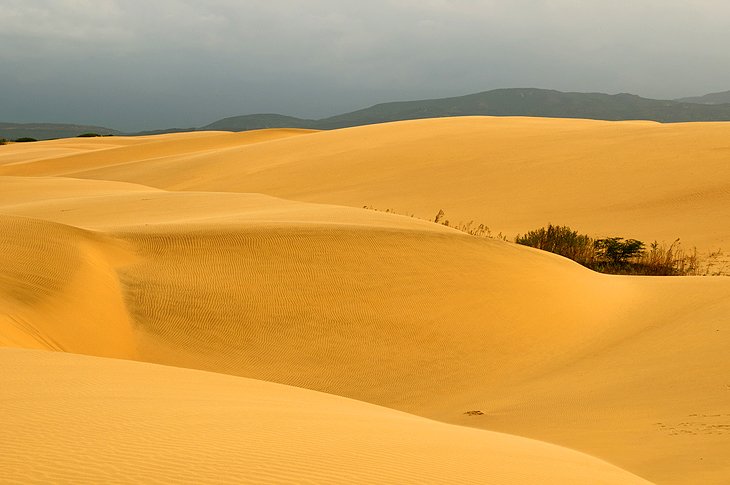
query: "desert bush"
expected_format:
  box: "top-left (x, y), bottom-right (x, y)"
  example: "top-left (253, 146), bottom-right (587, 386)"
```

top-left (516, 224), bottom-right (701, 276)
top-left (13, 137), bottom-right (37, 142)
top-left (594, 237), bottom-right (644, 264)
top-left (0, 138), bottom-right (7, 145)
top-left (360, 211), bottom-right (714, 276)
top-left (515, 225), bottom-right (595, 265)
top-left (631, 240), bottom-right (700, 276)
top-left (77, 132), bottom-right (102, 137)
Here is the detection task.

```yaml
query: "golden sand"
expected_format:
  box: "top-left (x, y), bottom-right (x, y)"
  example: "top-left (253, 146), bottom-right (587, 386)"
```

top-left (1, 117), bottom-right (729, 483)
top-left (1, 348), bottom-right (652, 484)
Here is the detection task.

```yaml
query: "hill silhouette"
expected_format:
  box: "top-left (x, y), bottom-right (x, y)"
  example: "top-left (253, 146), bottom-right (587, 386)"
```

top-left (5, 88), bottom-right (730, 140)
top-left (0, 122), bottom-right (121, 141)
top-left (200, 88), bottom-right (730, 132)
top-left (676, 90), bottom-right (730, 105)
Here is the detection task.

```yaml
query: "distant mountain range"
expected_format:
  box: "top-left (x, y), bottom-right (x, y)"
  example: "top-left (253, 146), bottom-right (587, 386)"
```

top-left (202, 89), bottom-right (730, 132)
top-left (675, 90), bottom-right (730, 105)
top-left (0, 122), bottom-right (121, 141)
top-left (4, 88), bottom-right (730, 140)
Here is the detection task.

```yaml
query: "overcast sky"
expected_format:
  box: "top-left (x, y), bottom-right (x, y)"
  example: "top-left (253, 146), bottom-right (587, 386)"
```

top-left (2, 0), bottom-right (729, 131)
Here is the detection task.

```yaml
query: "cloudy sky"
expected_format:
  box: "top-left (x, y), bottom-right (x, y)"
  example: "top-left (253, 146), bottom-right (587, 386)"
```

top-left (2, 0), bottom-right (729, 131)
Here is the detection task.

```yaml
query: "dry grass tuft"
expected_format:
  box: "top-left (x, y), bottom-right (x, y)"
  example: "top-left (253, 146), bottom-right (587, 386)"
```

top-left (515, 225), bottom-right (715, 276)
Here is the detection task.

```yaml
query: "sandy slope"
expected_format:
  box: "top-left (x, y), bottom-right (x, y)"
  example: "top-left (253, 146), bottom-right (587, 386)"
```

top-left (1, 177), bottom-right (728, 482)
top-left (0, 214), bottom-right (137, 355)
top-left (0, 129), bottom-right (311, 177)
top-left (0, 348), bottom-right (650, 484)
top-left (0, 176), bottom-right (449, 232)
top-left (1, 118), bottom-right (729, 483)
top-left (2, 117), bottom-right (727, 253)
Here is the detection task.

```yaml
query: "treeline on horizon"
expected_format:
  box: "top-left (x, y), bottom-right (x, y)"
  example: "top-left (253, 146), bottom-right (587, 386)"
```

top-left (0, 133), bottom-right (114, 144)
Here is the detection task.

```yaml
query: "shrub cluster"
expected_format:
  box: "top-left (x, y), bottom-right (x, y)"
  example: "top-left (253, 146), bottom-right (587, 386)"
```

top-left (13, 137), bottom-right (37, 143)
top-left (0, 138), bottom-right (7, 145)
top-left (513, 225), bottom-right (595, 264)
top-left (516, 224), bottom-right (699, 276)
top-left (361, 207), bottom-right (719, 276)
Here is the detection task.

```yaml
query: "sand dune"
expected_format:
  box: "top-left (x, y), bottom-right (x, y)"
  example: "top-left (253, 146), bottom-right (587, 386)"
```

top-left (0, 129), bottom-right (311, 177)
top-left (0, 176), bottom-right (450, 232)
top-left (1, 117), bottom-right (729, 483)
top-left (2, 117), bottom-right (727, 252)
top-left (0, 348), bottom-right (650, 484)
top-left (0, 214), bottom-right (137, 355)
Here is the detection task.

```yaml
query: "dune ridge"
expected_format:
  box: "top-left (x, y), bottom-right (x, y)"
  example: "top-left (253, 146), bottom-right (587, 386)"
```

top-left (0, 214), bottom-right (137, 356)
top-left (0, 129), bottom-right (313, 177)
top-left (3, 117), bottom-right (725, 252)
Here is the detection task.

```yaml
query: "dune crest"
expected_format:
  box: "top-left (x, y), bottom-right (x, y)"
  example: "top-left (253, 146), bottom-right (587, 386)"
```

top-left (4, 117), bottom-right (724, 252)
top-left (0, 215), bottom-right (137, 356)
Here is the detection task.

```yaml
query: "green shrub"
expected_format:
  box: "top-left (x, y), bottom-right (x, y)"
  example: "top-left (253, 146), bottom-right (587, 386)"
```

top-left (594, 237), bottom-right (645, 264)
top-left (13, 137), bottom-right (37, 142)
top-left (515, 225), bottom-right (595, 265)
top-left (77, 133), bottom-right (101, 137)
top-left (516, 224), bottom-right (699, 276)
top-left (0, 138), bottom-right (8, 145)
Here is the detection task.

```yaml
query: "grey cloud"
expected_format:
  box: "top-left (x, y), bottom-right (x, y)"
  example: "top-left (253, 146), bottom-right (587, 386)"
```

top-left (2, 0), bottom-right (729, 130)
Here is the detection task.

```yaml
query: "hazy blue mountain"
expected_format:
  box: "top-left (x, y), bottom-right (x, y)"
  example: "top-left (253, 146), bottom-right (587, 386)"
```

top-left (131, 127), bottom-right (197, 136)
top-left (675, 90), bottom-right (730, 105)
top-left (204, 88), bottom-right (730, 132)
top-left (200, 114), bottom-right (316, 131)
top-left (7, 88), bottom-right (730, 141)
top-left (0, 122), bottom-right (120, 141)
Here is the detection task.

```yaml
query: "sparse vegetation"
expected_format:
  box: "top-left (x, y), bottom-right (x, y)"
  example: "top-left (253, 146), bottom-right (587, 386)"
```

top-left (516, 224), bottom-right (702, 276)
top-left (433, 209), bottom-right (445, 224)
top-left (703, 249), bottom-right (729, 276)
top-left (0, 138), bottom-right (8, 145)
top-left (77, 133), bottom-right (102, 137)
top-left (361, 210), bottom-right (724, 276)
top-left (514, 225), bottom-right (595, 264)
top-left (13, 137), bottom-right (38, 143)
top-left (595, 237), bottom-right (645, 265)
top-left (364, 206), bottom-right (495, 238)
top-left (431, 209), bottom-right (493, 237)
